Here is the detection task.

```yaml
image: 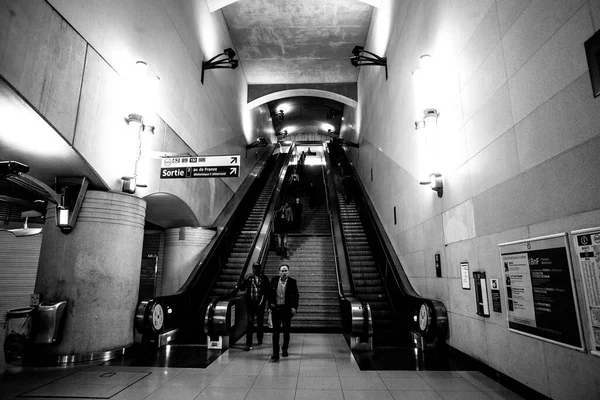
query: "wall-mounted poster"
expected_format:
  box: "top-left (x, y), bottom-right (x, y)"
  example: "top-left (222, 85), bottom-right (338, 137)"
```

top-left (499, 233), bottom-right (584, 351)
top-left (571, 227), bottom-right (600, 357)
top-left (461, 262), bottom-right (470, 289)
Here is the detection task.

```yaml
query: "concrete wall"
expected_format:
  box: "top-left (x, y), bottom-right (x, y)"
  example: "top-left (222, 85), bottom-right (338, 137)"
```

top-left (346, 1), bottom-right (600, 399)
top-left (0, 0), bottom-right (274, 226)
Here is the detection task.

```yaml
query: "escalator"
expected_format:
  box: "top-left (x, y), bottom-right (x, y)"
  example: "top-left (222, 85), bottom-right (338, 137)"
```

top-left (135, 146), bottom-right (294, 347)
top-left (263, 163), bottom-right (341, 331)
top-left (209, 163), bottom-right (282, 297)
top-left (335, 188), bottom-right (399, 346)
top-left (326, 142), bottom-right (448, 352)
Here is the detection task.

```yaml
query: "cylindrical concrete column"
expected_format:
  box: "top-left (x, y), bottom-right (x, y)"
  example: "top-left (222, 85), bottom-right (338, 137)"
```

top-left (35, 190), bottom-right (146, 357)
top-left (162, 227), bottom-right (216, 295)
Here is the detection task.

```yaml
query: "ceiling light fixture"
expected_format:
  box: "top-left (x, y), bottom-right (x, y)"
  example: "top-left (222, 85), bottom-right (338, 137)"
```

top-left (201, 48), bottom-right (239, 84)
top-left (350, 45), bottom-right (388, 80)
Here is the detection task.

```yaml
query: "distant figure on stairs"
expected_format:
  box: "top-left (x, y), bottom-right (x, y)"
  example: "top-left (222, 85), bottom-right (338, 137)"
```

top-left (231, 262), bottom-right (273, 351)
top-left (291, 197), bottom-right (303, 232)
top-left (342, 174), bottom-right (355, 203)
top-left (274, 209), bottom-right (290, 257)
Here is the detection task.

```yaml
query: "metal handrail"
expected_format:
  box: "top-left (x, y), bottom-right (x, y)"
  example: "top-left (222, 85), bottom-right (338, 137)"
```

top-left (338, 146), bottom-right (448, 341)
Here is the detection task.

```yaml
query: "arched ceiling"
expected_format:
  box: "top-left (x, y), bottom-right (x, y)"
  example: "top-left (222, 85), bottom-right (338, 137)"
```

top-left (219, 0), bottom-right (374, 143)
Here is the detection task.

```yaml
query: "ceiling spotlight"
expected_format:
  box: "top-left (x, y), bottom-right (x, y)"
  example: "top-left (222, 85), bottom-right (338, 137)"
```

top-left (350, 45), bottom-right (388, 80)
top-left (201, 48), bottom-right (239, 84)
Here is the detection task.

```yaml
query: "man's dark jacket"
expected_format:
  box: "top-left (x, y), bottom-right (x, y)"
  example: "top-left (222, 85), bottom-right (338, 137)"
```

top-left (233, 272), bottom-right (272, 306)
top-left (269, 276), bottom-right (299, 310)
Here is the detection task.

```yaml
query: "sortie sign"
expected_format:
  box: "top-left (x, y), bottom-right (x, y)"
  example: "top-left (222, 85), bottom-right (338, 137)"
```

top-left (160, 155), bottom-right (240, 178)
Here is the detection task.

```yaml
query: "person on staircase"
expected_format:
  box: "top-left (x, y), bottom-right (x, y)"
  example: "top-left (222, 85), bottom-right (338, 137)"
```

top-left (291, 197), bottom-right (303, 232)
top-left (231, 262), bottom-right (273, 351)
top-left (269, 264), bottom-right (299, 362)
top-left (274, 209), bottom-right (290, 257)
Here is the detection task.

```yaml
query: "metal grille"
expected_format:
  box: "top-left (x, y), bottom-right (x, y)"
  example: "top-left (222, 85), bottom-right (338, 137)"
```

top-left (0, 233), bottom-right (42, 324)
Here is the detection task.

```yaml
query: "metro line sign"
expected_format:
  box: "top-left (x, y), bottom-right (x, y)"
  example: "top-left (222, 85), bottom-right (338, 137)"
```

top-left (160, 155), bottom-right (240, 179)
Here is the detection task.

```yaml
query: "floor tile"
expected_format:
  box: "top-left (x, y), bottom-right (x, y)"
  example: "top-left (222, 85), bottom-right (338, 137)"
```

top-left (143, 385), bottom-right (204, 400)
top-left (381, 377), bottom-right (434, 391)
top-left (297, 376), bottom-right (342, 390)
top-left (423, 377), bottom-right (479, 391)
top-left (417, 371), bottom-right (461, 378)
top-left (294, 389), bottom-right (344, 400)
top-left (208, 374), bottom-right (256, 388)
top-left (340, 375), bottom-right (387, 390)
top-left (436, 391), bottom-right (494, 400)
top-left (378, 370), bottom-right (421, 378)
top-left (195, 387), bottom-right (249, 400)
top-left (390, 391), bottom-right (444, 400)
top-left (252, 375), bottom-right (298, 389)
top-left (299, 365), bottom-right (340, 376)
top-left (245, 388), bottom-right (296, 400)
top-left (343, 389), bottom-right (395, 400)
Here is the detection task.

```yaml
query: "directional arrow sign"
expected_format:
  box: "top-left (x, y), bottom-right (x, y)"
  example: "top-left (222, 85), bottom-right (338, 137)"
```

top-left (160, 155), bottom-right (240, 178)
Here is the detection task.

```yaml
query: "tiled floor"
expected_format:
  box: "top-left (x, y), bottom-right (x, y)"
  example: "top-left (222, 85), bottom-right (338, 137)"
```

top-left (0, 333), bottom-right (524, 400)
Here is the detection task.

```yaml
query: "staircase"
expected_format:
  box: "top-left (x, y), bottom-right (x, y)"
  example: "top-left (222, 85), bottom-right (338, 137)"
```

top-left (334, 176), bottom-right (398, 346)
top-left (264, 191), bottom-right (342, 331)
top-left (209, 160), bottom-right (280, 297)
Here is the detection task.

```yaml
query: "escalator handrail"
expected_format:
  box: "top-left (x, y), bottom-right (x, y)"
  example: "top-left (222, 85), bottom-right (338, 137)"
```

top-left (323, 145), bottom-right (372, 340)
top-left (234, 143), bottom-right (296, 286)
top-left (322, 144), bottom-right (354, 297)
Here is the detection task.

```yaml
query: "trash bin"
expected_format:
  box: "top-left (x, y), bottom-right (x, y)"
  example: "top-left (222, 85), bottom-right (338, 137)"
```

top-left (33, 301), bottom-right (67, 344)
top-left (3, 307), bottom-right (34, 365)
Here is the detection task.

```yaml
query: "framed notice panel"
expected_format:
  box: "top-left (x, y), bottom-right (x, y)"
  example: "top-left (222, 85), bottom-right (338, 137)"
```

top-left (571, 227), bottom-right (600, 356)
top-left (499, 233), bottom-right (584, 351)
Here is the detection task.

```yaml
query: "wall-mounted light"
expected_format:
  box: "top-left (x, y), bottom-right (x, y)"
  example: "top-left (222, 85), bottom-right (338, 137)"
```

top-left (0, 161), bottom-right (89, 233)
top-left (413, 54), bottom-right (443, 197)
top-left (201, 48), bottom-right (238, 84)
top-left (350, 45), bottom-right (388, 80)
top-left (124, 61), bottom-right (160, 194)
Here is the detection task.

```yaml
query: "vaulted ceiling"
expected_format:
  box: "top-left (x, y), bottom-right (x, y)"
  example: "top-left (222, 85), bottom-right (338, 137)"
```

top-left (218, 0), bottom-right (375, 142)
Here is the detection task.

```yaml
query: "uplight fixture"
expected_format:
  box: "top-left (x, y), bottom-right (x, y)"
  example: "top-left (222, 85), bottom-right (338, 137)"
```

top-left (201, 48), bottom-right (238, 84)
top-left (413, 54), bottom-right (443, 197)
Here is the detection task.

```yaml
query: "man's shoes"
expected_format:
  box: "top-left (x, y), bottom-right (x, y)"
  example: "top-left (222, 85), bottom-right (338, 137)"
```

top-left (271, 353), bottom-right (279, 362)
top-left (282, 350), bottom-right (288, 357)
top-left (257, 342), bottom-right (263, 346)
top-left (244, 346), bottom-right (252, 351)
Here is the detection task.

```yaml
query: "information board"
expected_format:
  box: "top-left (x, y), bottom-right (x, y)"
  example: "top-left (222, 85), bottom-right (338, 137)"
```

top-left (499, 233), bottom-right (584, 350)
top-left (571, 227), bottom-right (600, 356)
top-left (160, 155), bottom-right (240, 179)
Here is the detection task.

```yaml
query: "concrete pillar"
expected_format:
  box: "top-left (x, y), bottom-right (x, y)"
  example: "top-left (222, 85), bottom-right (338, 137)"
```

top-left (35, 191), bottom-right (146, 357)
top-left (162, 227), bottom-right (216, 295)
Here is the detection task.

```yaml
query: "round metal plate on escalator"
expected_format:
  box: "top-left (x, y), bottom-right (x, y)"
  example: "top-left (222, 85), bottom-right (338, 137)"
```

top-left (418, 303), bottom-right (430, 332)
top-left (150, 302), bottom-right (164, 333)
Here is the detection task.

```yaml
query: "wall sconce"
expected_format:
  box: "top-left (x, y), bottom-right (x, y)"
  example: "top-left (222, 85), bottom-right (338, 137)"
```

top-left (271, 110), bottom-right (284, 121)
top-left (0, 161), bottom-right (89, 233)
top-left (413, 54), bottom-right (443, 197)
top-left (201, 48), bottom-right (238, 84)
top-left (124, 61), bottom-right (160, 194)
top-left (350, 45), bottom-right (388, 80)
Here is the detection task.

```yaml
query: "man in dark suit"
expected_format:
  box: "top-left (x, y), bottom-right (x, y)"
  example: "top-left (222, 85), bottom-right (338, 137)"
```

top-left (269, 264), bottom-right (299, 361)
